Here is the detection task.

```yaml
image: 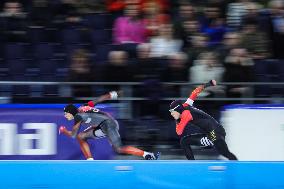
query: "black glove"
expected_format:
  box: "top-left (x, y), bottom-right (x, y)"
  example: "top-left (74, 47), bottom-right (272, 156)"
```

top-left (176, 118), bottom-right (181, 124)
top-left (204, 80), bottom-right (216, 88)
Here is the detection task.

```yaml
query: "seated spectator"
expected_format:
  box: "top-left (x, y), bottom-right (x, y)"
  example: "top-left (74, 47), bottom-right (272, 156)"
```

top-left (189, 51), bottom-right (225, 118)
top-left (187, 33), bottom-right (210, 66)
top-left (113, 0), bottom-right (147, 44)
top-left (189, 50), bottom-right (225, 118)
top-left (174, 2), bottom-right (196, 32)
top-left (74, 0), bottom-right (106, 14)
top-left (67, 49), bottom-right (93, 97)
top-left (141, 0), bottom-right (170, 37)
top-left (106, 0), bottom-right (125, 13)
top-left (179, 19), bottom-right (201, 50)
top-left (28, 0), bottom-right (53, 27)
top-left (161, 52), bottom-right (188, 99)
top-left (226, 0), bottom-right (250, 30)
top-left (106, 0), bottom-right (126, 24)
top-left (133, 43), bottom-right (162, 81)
top-left (52, 0), bottom-right (82, 29)
top-left (216, 31), bottom-right (242, 64)
top-left (201, 6), bottom-right (227, 47)
top-left (149, 23), bottom-right (183, 58)
top-left (162, 52), bottom-right (189, 82)
top-left (190, 51), bottom-right (225, 97)
top-left (224, 48), bottom-right (254, 66)
top-left (103, 51), bottom-right (133, 91)
top-left (267, 0), bottom-right (284, 59)
top-left (223, 48), bottom-right (255, 99)
top-left (240, 17), bottom-right (271, 60)
top-left (133, 43), bottom-right (163, 118)
top-left (140, 0), bottom-right (170, 14)
top-left (242, 1), bottom-right (264, 30)
top-left (0, 1), bottom-right (28, 42)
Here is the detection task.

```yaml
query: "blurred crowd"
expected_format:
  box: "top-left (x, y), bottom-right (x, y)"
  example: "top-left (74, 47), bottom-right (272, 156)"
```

top-left (0, 0), bottom-right (283, 102)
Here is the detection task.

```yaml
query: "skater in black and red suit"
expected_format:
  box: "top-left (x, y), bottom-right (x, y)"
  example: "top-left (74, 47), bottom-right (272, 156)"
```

top-left (169, 80), bottom-right (237, 160)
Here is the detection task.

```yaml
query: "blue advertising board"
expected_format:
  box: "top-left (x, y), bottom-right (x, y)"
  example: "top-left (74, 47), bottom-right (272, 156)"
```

top-left (0, 160), bottom-right (284, 189)
top-left (0, 104), bottom-right (116, 160)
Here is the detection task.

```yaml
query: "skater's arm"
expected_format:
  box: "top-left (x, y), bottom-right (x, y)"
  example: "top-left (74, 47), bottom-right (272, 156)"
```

top-left (184, 80), bottom-right (217, 107)
top-left (71, 121), bottom-right (82, 138)
top-left (87, 91), bottom-right (121, 107)
top-left (176, 110), bottom-right (193, 135)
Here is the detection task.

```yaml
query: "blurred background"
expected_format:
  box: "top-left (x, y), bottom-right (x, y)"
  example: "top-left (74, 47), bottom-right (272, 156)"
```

top-left (0, 0), bottom-right (283, 161)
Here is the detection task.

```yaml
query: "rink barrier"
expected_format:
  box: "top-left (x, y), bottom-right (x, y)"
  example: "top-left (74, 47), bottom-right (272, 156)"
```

top-left (0, 160), bottom-right (283, 189)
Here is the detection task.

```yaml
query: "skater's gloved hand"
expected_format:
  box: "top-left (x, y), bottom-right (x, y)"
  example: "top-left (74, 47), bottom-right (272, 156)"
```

top-left (109, 91), bottom-right (118, 99)
top-left (176, 118), bottom-right (181, 124)
top-left (59, 125), bottom-right (67, 135)
top-left (204, 80), bottom-right (217, 88)
top-left (87, 101), bottom-right (95, 107)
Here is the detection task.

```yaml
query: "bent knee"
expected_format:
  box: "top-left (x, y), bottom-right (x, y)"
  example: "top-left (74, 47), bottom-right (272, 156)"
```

top-left (180, 137), bottom-right (191, 147)
top-left (76, 133), bottom-right (86, 140)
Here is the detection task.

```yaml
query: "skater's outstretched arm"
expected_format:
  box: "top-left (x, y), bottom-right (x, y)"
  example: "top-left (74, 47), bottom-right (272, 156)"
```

top-left (184, 80), bottom-right (217, 107)
top-left (87, 91), bottom-right (122, 107)
top-left (77, 91), bottom-right (122, 113)
top-left (175, 80), bottom-right (217, 136)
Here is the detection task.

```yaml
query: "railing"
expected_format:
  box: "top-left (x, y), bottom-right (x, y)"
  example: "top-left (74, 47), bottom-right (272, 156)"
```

top-left (1, 81), bottom-right (283, 119)
top-left (0, 81), bottom-right (283, 101)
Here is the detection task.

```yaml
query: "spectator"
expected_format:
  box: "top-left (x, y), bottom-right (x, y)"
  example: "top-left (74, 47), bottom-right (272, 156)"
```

top-left (0, 1), bottom-right (26, 18)
top-left (226, 0), bottom-right (250, 30)
top-left (28, 0), bottom-right (53, 27)
top-left (161, 52), bottom-right (188, 99)
top-left (181, 19), bottom-right (201, 50)
top-left (103, 51), bottom-right (133, 91)
top-left (113, 0), bottom-right (147, 44)
top-left (149, 23), bottom-right (183, 58)
top-left (173, 3), bottom-right (197, 48)
top-left (223, 48), bottom-right (255, 99)
top-left (140, 0), bottom-right (170, 14)
top-left (106, 0), bottom-right (126, 23)
top-left (0, 1), bottom-right (28, 42)
top-left (216, 31), bottom-right (242, 64)
top-left (162, 52), bottom-right (189, 82)
top-left (133, 43), bottom-right (163, 118)
top-left (52, 0), bottom-right (82, 29)
top-left (189, 51), bottom-right (225, 117)
top-left (189, 51), bottom-right (225, 98)
top-left (201, 6), bottom-right (227, 47)
top-left (133, 43), bottom-right (162, 81)
top-left (187, 33), bottom-right (210, 66)
top-left (240, 17), bottom-right (271, 60)
top-left (67, 49), bottom-right (93, 97)
top-left (106, 0), bottom-right (125, 13)
top-left (267, 0), bottom-right (284, 59)
top-left (242, 1), bottom-right (263, 25)
top-left (142, 0), bottom-right (170, 37)
top-left (74, 0), bottom-right (106, 14)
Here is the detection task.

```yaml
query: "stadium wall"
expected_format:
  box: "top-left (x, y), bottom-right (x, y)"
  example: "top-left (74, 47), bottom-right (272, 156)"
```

top-left (221, 104), bottom-right (284, 161)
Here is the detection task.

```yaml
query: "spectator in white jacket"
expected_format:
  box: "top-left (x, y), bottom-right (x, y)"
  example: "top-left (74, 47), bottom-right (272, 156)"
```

top-left (149, 23), bottom-right (183, 58)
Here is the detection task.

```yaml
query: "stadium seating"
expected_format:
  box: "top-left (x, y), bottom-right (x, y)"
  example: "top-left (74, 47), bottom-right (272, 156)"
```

top-left (0, 9), bottom-right (282, 99)
top-left (82, 14), bottom-right (111, 30)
